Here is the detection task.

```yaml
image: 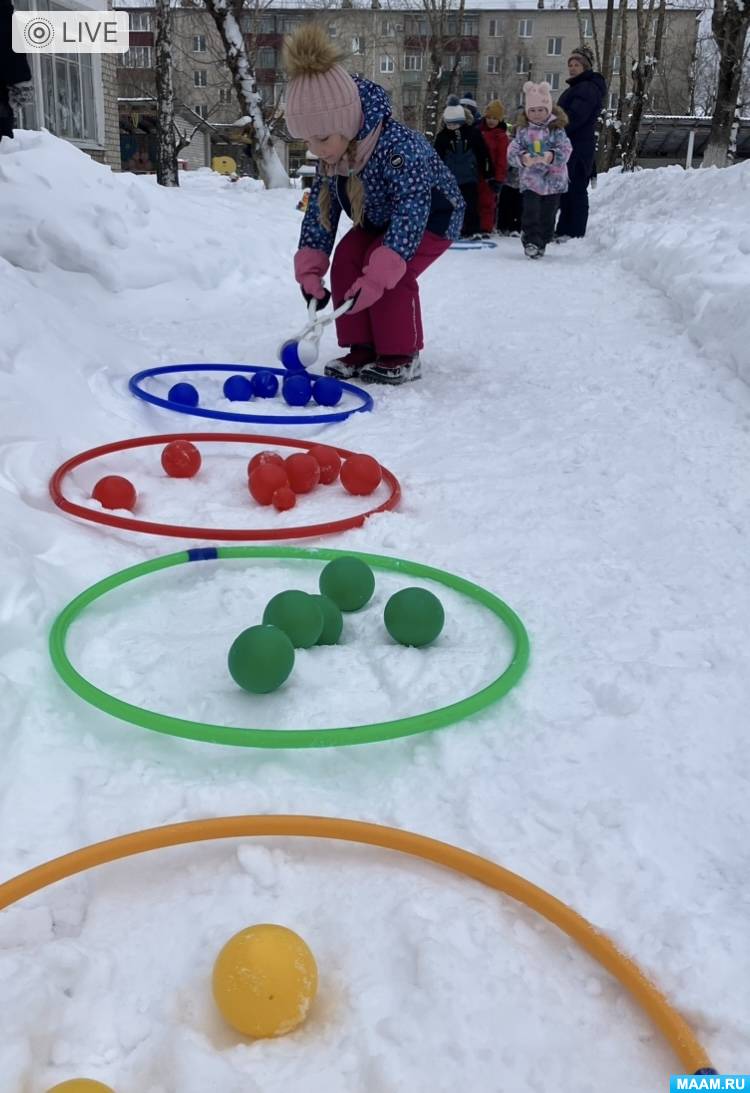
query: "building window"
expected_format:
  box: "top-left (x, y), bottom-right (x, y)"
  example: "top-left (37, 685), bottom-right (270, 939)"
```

top-left (328, 23), bottom-right (338, 38)
top-left (218, 88), bottom-right (231, 104)
top-left (608, 92), bottom-right (618, 110)
top-left (461, 53), bottom-right (477, 71)
top-left (582, 16), bottom-right (593, 37)
top-left (123, 46), bottom-right (153, 68)
top-left (516, 90), bottom-right (524, 108)
top-left (462, 17), bottom-right (478, 35)
top-left (193, 35), bottom-right (206, 53)
top-left (612, 53), bottom-right (621, 74)
top-left (488, 19), bottom-right (502, 37)
top-left (193, 70), bottom-right (207, 87)
top-left (281, 17), bottom-right (299, 33)
top-left (403, 86), bottom-right (419, 107)
top-left (544, 71), bottom-right (560, 90)
top-left (403, 53), bottom-right (423, 71)
top-left (352, 35), bottom-right (363, 54)
top-left (38, 51), bottom-right (98, 143)
top-left (405, 15), bottom-right (428, 35)
top-left (547, 37), bottom-right (562, 55)
top-left (487, 55), bottom-right (500, 74)
top-left (379, 54), bottom-right (394, 73)
top-left (258, 47), bottom-right (276, 69)
top-left (259, 15), bottom-right (274, 33)
top-left (381, 19), bottom-right (395, 36)
top-left (516, 54), bottom-right (528, 74)
top-left (130, 12), bottom-right (151, 31)
top-left (193, 104), bottom-right (208, 119)
top-left (518, 19), bottom-right (533, 38)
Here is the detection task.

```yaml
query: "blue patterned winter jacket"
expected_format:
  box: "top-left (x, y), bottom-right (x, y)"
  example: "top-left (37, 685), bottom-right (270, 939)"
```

top-left (299, 77), bottom-right (465, 262)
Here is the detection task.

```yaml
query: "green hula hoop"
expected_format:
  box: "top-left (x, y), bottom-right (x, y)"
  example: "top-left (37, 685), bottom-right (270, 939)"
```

top-left (49, 546), bottom-right (530, 749)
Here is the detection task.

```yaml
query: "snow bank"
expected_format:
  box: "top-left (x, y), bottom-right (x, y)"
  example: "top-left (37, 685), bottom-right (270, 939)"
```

top-left (590, 162), bottom-right (750, 384)
top-left (0, 130), bottom-right (265, 293)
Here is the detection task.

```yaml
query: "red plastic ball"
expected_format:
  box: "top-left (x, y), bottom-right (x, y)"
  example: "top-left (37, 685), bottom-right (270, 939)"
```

top-left (161, 439), bottom-right (201, 478)
top-left (285, 453), bottom-right (321, 495)
top-left (272, 486), bottom-right (297, 512)
top-left (92, 475), bottom-right (137, 511)
top-left (248, 463), bottom-right (289, 506)
top-left (340, 454), bottom-right (382, 496)
top-left (247, 450), bottom-right (284, 478)
top-left (308, 444), bottom-right (341, 485)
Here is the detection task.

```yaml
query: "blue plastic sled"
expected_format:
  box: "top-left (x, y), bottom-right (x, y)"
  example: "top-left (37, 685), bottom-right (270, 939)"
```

top-left (450, 239), bottom-right (498, 251)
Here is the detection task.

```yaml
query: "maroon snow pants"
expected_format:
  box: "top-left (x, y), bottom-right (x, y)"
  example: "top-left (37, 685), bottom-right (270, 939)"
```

top-left (331, 227), bottom-right (451, 356)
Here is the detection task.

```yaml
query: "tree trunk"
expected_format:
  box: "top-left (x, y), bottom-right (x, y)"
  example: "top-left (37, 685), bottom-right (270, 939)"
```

top-left (620, 0), bottom-right (666, 170)
top-left (154, 0), bottom-right (179, 187)
top-left (703, 0), bottom-right (750, 167)
top-left (203, 0), bottom-right (289, 188)
top-left (423, 55), bottom-right (443, 139)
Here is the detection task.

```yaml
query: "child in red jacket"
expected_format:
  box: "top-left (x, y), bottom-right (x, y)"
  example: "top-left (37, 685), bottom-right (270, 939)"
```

top-left (477, 101), bottom-right (509, 236)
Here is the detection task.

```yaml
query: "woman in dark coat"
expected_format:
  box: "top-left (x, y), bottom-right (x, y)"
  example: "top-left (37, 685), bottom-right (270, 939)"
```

top-left (0, 0), bottom-right (32, 141)
top-left (555, 45), bottom-right (606, 240)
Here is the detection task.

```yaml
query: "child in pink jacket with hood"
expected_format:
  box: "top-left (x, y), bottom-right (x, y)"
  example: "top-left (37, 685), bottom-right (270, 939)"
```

top-left (507, 81), bottom-right (572, 260)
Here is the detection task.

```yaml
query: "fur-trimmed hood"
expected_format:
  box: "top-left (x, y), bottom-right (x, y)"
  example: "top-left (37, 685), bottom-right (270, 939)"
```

top-left (514, 104), bottom-right (569, 130)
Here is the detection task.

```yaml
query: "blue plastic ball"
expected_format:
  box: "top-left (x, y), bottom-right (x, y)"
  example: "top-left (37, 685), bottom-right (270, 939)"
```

top-left (168, 382), bottom-right (199, 408)
top-left (312, 377), bottom-right (343, 407)
top-left (223, 374), bottom-right (254, 401)
top-left (279, 340), bottom-right (305, 372)
top-left (252, 370), bottom-right (279, 399)
top-left (282, 372), bottom-right (313, 407)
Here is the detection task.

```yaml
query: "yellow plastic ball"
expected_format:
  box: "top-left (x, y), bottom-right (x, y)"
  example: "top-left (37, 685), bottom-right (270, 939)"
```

top-left (46, 1081), bottom-right (115, 1093)
top-left (212, 923), bottom-right (318, 1038)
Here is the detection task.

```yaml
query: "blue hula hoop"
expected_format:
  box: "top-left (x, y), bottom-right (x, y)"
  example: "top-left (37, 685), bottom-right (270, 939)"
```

top-left (129, 364), bottom-right (374, 426)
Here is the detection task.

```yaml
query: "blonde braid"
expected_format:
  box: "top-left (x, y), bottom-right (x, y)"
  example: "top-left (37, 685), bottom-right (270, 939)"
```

top-left (317, 140), bottom-right (365, 232)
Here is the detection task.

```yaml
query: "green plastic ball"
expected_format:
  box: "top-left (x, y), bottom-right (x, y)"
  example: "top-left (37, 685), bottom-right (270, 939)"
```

top-left (228, 625), bottom-right (295, 693)
top-left (319, 557), bottom-right (375, 613)
top-left (310, 594), bottom-right (343, 645)
top-left (262, 590), bottom-right (324, 649)
top-left (384, 587), bottom-right (445, 648)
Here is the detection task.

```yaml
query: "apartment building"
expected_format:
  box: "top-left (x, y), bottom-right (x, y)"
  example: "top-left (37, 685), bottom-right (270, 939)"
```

top-left (116, 3), bottom-right (700, 174)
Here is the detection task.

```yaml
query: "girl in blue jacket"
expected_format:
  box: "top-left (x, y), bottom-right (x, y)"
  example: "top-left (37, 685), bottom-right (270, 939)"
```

top-left (285, 24), bottom-right (465, 386)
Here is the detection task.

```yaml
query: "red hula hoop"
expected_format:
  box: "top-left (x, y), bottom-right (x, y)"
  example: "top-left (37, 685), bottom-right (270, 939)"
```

top-left (49, 433), bottom-right (401, 542)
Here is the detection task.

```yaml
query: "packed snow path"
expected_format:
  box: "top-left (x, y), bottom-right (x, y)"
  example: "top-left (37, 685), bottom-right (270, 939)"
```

top-left (0, 135), bottom-right (748, 1091)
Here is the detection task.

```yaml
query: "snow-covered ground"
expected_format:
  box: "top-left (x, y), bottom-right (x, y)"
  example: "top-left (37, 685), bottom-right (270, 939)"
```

top-left (1, 132), bottom-right (749, 1092)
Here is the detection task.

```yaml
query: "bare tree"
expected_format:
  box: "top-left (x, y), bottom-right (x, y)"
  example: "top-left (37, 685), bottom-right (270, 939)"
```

top-left (619, 0), bottom-right (668, 169)
top-left (154, 0), bottom-right (180, 185)
top-left (702, 0), bottom-right (750, 166)
top-left (201, 0), bottom-right (289, 187)
top-left (418, 0), bottom-right (467, 139)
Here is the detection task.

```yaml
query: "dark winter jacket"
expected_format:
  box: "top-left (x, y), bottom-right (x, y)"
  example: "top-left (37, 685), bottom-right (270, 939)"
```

top-left (478, 119), bottom-right (509, 183)
top-left (299, 77), bottom-right (465, 261)
top-left (557, 69), bottom-right (607, 171)
top-left (434, 123), bottom-right (492, 186)
top-left (0, 0), bottom-right (32, 140)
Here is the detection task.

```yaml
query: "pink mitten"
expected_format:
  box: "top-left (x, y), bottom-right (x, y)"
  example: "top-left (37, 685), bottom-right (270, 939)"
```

top-left (345, 246), bottom-right (407, 315)
top-left (293, 247), bottom-right (330, 301)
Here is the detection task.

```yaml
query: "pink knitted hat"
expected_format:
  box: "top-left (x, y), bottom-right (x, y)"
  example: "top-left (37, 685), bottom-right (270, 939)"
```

top-left (284, 24), bottom-right (363, 140)
top-left (523, 81), bottom-right (554, 115)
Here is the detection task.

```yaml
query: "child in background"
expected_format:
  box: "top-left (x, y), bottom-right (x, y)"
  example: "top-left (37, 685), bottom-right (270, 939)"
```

top-left (286, 24), bottom-right (465, 386)
top-left (434, 99), bottom-right (491, 238)
top-left (507, 82), bottom-right (572, 259)
top-left (495, 122), bottom-right (522, 235)
top-left (477, 100), bottom-right (509, 237)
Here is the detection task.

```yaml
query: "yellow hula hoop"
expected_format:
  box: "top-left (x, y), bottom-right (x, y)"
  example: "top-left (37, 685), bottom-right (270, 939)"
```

top-left (0, 815), bottom-right (713, 1074)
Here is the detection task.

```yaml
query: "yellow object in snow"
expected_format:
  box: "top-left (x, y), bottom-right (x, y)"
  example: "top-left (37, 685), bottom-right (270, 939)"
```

top-left (212, 923), bottom-right (318, 1038)
top-left (46, 1082), bottom-right (116, 1093)
top-left (212, 155), bottom-right (237, 175)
